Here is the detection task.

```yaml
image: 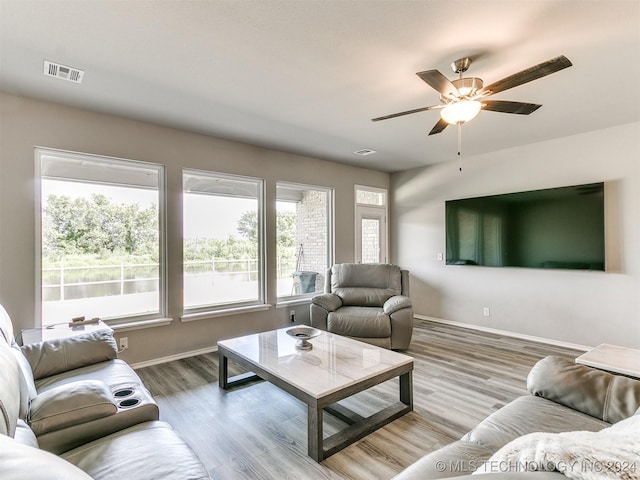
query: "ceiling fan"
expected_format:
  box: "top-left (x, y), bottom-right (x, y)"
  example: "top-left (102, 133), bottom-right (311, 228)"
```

top-left (372, 55), bottom-right (573, 135)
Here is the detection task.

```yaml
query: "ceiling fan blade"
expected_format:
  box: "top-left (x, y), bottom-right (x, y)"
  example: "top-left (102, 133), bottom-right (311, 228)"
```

top-left (480, 55), bottom-right (572, 96)
top-left (371, 104), bottom-right (441, 122)
top-left (482, 100), bottom-right (542, 115)
top-left (416, 70), bottom-right (459, 98)
top-left (428, 118), bottom-right (449, 135)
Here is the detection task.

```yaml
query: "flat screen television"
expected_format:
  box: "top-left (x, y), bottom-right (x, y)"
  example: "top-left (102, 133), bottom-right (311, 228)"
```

top-left (445, 182), bottom-right (605, 270)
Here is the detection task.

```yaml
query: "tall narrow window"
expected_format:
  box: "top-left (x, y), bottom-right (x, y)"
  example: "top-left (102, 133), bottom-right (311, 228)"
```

top-left (276, 182), bottom-right (333, 298)
top-left (37, 148), bottom-right (165, 326)
top-left (183, 170), bottom-right (264, 311)
top-left (355, 186), bottom-right (388, 264)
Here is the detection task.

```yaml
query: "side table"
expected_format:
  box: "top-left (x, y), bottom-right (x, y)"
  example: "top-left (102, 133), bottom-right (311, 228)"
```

top-left (16, 320), bottom-right (110, 346)
top-left (575, 343), bottom-right (640, 378)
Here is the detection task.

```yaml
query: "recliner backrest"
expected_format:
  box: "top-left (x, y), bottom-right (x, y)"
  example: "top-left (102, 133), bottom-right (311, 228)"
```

top-left (330, 264), bottom-right (402, 307)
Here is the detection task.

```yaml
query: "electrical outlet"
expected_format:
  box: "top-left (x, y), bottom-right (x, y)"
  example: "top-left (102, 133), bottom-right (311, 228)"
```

top-left (483, 307), bottom-right (490, 317)
top-left (119, 337), bottom-right (128, 351)
top-left (289, 310), bottom-right (295, 323)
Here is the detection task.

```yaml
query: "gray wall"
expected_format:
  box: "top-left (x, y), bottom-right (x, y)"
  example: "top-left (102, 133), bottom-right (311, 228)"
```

top-left (391, 122), bottom-right (640, 348)
top-left (0, 92), bottom-right (389, 364)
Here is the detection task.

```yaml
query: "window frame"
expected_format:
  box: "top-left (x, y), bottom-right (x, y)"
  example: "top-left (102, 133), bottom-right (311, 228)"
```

top-left (181, 168), bottom-right (266, 316)
top-left (35, 147), bottom-right (167, 328)
top-left (276, 181), bottom-right (334, 302)
top-left (354, 185), bottom-right (388, 264)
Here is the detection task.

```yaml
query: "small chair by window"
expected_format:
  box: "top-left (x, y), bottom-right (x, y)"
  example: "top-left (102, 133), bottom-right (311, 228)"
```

top-left (310, 263), bottom-right (413, 350)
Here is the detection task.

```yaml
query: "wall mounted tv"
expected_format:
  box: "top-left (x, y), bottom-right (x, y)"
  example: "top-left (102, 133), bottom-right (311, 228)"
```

top-left (445, 182), bottom-right (605, 270)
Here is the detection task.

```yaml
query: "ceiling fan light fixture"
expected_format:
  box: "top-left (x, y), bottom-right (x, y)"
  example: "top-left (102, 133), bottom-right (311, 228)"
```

top-left (440, 100), bottom-right (481, 125)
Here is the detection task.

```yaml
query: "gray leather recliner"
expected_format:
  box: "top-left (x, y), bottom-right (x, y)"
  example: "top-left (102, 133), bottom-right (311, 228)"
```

top-left (310, 263), bottom-right (413, 350)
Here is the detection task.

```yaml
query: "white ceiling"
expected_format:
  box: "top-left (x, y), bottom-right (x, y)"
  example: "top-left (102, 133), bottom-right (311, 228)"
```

top-left (1, 0), bottom-right (639, 173)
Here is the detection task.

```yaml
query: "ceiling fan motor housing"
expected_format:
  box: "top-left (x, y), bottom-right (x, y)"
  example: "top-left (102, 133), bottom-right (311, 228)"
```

top-left (447, 77), bottom-right (484, 100)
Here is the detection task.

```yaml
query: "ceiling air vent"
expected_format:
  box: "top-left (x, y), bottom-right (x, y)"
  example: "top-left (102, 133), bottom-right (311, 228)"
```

top-left (354, 148), bottom-right (376, 156)
top-left (43, 60), bottom-right (84, 84)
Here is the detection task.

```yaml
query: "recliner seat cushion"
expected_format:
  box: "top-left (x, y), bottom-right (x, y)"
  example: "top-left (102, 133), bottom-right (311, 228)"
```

top-left (0, 434), bottom-right (93, 480)
top-left (327, 307), bottom-right (391, 338)
top-left (35, 359), bottom-right (143, 393)
top-left (61, 421), bottom-right (211, 480)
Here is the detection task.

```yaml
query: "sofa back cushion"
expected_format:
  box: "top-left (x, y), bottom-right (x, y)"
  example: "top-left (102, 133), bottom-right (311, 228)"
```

top-left (0, 341), bottom-right (21, 437)
top-left (330, 264), bottom-right (402, 307)
top-left (527, 356), bottom-right (640, 424)
top-left (21, 329), bottom-right (118, 380)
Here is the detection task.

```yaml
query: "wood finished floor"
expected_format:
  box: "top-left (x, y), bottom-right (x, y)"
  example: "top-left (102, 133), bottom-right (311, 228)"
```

top-left (137, 320), bottom-right (582, 480)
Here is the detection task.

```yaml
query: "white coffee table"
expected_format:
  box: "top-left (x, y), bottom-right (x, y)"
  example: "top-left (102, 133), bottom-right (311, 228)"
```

top-left (217, 327), bottom-right (413, 461)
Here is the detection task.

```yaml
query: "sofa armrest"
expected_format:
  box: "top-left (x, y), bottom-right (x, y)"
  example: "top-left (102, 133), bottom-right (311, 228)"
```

top-left (383, 295), bottom-right (412, 315)
top-left (527, 356), bottom-right (640, 423)
top-left (21, 329), bottom-right (117, 380)
top-left (29, 380), bottom-right (117, 436)
top-left (311, 293), bottom-right (342, 312)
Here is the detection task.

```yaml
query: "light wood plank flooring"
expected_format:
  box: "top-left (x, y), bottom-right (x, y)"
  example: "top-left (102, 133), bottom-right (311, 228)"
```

top-left (137, 319), bottom-right (582, 480)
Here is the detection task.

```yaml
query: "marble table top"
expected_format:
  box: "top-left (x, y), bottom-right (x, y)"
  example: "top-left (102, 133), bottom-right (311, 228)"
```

top-left (218, 327), bottom-right (413, 398)
top-left (575, 343), bottom-right (640, 378)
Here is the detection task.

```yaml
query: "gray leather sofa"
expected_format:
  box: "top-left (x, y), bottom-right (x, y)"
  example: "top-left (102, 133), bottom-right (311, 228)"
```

top-left (393, 355), bottom-right (640, 479)
top-left (0, 304), bottom-right (210, 480)
top-left (310, 263), bottom-right (413, 349)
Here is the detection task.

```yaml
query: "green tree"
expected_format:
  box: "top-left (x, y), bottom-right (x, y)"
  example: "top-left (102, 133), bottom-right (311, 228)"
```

top-left (42, 194), bottom-right (158, 260)
top-left (236, 209), bottom-right (296, 247)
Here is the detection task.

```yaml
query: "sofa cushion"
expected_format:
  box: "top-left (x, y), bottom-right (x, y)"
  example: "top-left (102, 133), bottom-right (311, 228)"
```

top-left (328, 307), bottom-right (391, 338)
top-left (35, 358), bottom-right (141, 393)
top-left (463, 395), bottom-right (608, 453)
top-left (527, 355), bottom-right (640, 423)
top-left (14, 419), bottom-right (39, 448)
top-left (61, 421), bottom-right (211, 480)
top-left (32, 359), bottom-right (159, 454)
top-left (0, 341), bottom-right (20, 437)
top-left (29, 380), bottom-right (117, 436)
top-left (10, 345), bottom-right (38, 419)
top-left (0, 433), bottom-right (93, 480)
top-left (22, 329), bottom-right (117, 380)
top-left (391, 439), bottom-right (495, 479)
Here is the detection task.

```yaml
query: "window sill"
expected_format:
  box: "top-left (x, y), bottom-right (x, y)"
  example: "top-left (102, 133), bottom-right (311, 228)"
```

top-left (109, 317), bottom-right (173, 333)
top-left (276, 297), bottom-right (314, 308)
top-left (180, 304), bottom-right (271, 323)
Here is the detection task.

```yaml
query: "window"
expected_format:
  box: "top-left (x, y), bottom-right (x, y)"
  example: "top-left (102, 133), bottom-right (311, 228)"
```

top-left (276, 182), bottom-right (333, 298)
top-left (355, 186), bottom-right (388, 264)
top-left (183, 170), bottom-right (264, 311)
top-left (37, 148), bottom-right (165, 326)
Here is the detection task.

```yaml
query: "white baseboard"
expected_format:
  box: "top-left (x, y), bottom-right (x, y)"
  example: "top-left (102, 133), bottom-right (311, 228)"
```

top-left (415, 314), bottom-right (591, 352)
top-left (130, 317), bottom-right (590, 369)
top-left (130, 345), bottom-right (218, 370)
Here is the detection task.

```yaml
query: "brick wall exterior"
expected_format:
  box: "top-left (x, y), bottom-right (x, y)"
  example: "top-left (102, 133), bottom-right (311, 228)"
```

top-left (294, 190), bottom-right (327, 292)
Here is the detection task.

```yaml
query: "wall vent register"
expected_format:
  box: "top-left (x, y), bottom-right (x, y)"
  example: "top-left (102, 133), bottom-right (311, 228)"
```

top-left (43, 60), bottom-right (84, 84)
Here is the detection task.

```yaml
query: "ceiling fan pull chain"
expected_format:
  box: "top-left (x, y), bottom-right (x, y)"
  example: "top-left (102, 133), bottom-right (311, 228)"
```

top-left (457, 123), bottom-right (463, 172)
